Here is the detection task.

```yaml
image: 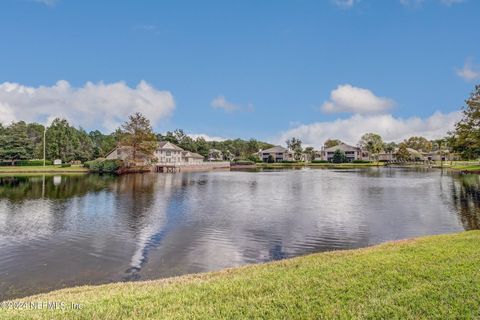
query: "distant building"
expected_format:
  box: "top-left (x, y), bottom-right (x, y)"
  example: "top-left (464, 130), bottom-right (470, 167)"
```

top-left (378, 147), bottom-right (424, 162)
top-left (258, 146), bottom-right (293, 162)
top-left (317, 143), bottom-right (368, 162)
top-left (106, 141), bottom-right (205, 166)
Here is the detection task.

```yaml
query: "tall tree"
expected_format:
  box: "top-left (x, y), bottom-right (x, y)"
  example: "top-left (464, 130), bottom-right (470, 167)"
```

top-left (304, 146), bottom-right (316, 161)
top-left (383, 142), bottom-right (396, 154)
top-left (286, 137), bottom-right (303, 161)
top-left (358, 133), bottom-right (383, 161)
top-left (119, 112), bottom-right (157, 162)
top-left (46, 118), bottom-right (80, 162)
top-left (0, 121), bottom-right (33, 164)
top-left (396, 143), bottom-right (411, 162)
top-left (404, 136), bottom-right (432, 152)
top-left (450, 85), bottom-right (480, 159)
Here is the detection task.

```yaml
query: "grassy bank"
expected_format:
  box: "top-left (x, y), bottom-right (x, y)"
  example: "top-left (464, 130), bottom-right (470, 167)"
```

top-left (450, 164), bottom-right (480, 172)
top-left (0, 165), bottom-right (88, 174)
top-left (1, 231), bottom-right (479, 319)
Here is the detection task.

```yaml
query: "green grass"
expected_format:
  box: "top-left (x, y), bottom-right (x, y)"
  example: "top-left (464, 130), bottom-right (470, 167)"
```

top-left (450, 164), bottom-right (480, 172)
top-left (1, 231), bottom-right (480, 319)
top-left (0, 165), bottom-right (88, 173)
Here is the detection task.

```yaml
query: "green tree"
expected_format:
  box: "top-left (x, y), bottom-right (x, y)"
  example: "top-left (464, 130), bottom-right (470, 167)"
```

top-left (119, 112), bottom-right (157, 162)
top-left (404, 136), bottom-right (432, 152)
top-left (358, 133), bottom-right (383, 162)
top-left (286, 137), bottom-right (303, 161)
top-left (46, 118), bottom-right (80, 162)
top-left (396, 143), bottom-right (411, 162)
top-left (304, 146), bottom-right (316, 161)
top-left (332, 149), bottom-right (347, 163)
top-left (0, 121), bottom-right (33, 164)
top-left (450, 85), bottom-right (480, 159)
top-left (383, 142), bottom-right (396, 154)
top-left (324, 139), bottom-right (341, 148)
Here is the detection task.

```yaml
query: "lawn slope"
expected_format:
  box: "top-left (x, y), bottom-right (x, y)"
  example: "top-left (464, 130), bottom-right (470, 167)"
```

top-left (1, 231), bottom-right (479, 319)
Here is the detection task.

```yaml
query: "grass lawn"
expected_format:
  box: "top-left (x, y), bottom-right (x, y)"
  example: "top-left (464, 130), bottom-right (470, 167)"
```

top-left (1, 231), bottom-right (479, 319)
top-left (0, 165), bottom-right (88, 173)
top-left (450, 164), bottom-right (480, 172)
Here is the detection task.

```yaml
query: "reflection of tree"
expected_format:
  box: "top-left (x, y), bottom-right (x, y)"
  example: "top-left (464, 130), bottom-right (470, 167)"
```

top-left (0, 175), bottom-right (115, 201)
top-left (451, 174), bottom-right (480, 230)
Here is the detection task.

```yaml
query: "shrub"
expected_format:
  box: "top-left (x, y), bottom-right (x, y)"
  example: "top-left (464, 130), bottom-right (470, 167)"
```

top-left (311, 160), bottom-right (328, 163)
top-left (280, 160), bottom-right (299, 163)
top-left (233, 160), bottom-right (255, 166)
top-left (10, 160), bottom-right (52, 167)
top-left (84, 159), bottom-right (123, 173)
top-left (352, 159), bottom-right (371, 163)
top-left (246, 154), bottom-right (262, 163)
top-left (61, 163), bottom-right (72, 167)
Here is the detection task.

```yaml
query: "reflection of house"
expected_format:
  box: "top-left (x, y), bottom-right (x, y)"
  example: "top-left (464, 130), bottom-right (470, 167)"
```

top-left (208, 149), bottom-right (223, 161)
top-left (258, 146), bottom-right (293, 162)
top-left (106, 141), bottom-right (205, 166)
top-left (317, 143), bottom-right (368, 162)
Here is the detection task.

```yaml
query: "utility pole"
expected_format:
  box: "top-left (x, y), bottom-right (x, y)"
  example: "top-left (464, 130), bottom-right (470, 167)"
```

top-left (43, 126), bottom-right (46, 167)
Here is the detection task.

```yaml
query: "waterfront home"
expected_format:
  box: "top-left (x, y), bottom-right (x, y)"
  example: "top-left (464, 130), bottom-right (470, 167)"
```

top-left (425, 150), bottom-right (454, 161)
top-left (105, 146), bottom-right (151, 166)
top-left (106, 141), bottom-right (205, 166)
top-left (258, 146), bottom-right (293, 162)
top-left (317, 142), bottom-right (368, 162)
top-left (377, 147), bottom-right (424, 162)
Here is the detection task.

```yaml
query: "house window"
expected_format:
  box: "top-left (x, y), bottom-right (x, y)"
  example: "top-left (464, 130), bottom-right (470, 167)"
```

top-left (166, 151), bottom-right (171, 156)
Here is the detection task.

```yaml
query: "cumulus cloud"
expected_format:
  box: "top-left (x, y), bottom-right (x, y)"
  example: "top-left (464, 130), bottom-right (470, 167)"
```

top-left (456, 58), bottom-right (480, 81)
top-left (278, 111), bottom-right (461, 148)
top-left (211, 96), bottom-right (254, 113)
top-left (400, 0), bottom-right (464, 7)
top-left (32, 0), bottom-right (58, 6)
top-left (332, 0), bottom-right (357, 8)
top-left (188, 133), bottom-right (227, 141)
top-left (0, 80), bottom-right (175, 132)
top-left (321, 84), bottom-right (394, 114)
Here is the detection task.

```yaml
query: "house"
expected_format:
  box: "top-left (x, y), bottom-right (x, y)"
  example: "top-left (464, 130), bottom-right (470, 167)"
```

top-left (105, 146), bottom-right (151, 166)
top-left (258, 146), bottom-right (293, 162)
top-left (425, 150), bottom-right (453, 162)
top-left (317, 143), bottom-right (368, 162)
top-left (378, 147), bottom-right (425, 162)
top-left (106, 141), bottom-right (205, 166)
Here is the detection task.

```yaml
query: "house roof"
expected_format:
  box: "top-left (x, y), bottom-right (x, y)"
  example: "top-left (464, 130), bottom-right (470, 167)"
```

top-left (260, 145), bottom-right (289, 153)
top-left (158, 141), bottom-right (184, 151)
top-left (323, 142), bottom-right (359, 152)
top-left (183, 151), bottom-right (204, 159)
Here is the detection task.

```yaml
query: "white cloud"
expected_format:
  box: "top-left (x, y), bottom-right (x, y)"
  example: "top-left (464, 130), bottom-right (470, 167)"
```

top-left (321, 84), bottom-right (394, 114)
top-left (456, 58), bottom-right (480, 81)
top-left (33, 0), bottom-right (58, 6)
top-left (278, 111), bottom-right (461, 148)
top-left (188, 133), bottom-right (227, 141)
top-left (0, 80), bottom-right (175, 132)
top-left (400, 0), bottom-right (464, 7)
top-left (332, 0), bottom-right (357, 9)
top-left (211, 96), bottom-right (254, 113)
top-left (211, 96), bottom-right (238, 112)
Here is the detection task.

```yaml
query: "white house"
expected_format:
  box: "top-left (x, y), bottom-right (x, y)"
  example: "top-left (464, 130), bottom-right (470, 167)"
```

top-left (258, 146), bottom-right (293, 162)
top-left (106, 141), bottom-right (205, 166)
top-left (317, 142), bottom-right (368, 162)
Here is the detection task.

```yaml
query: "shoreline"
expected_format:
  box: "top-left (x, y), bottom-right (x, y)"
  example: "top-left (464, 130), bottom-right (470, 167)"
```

top-left (1, 230), bottom-right (479, 319)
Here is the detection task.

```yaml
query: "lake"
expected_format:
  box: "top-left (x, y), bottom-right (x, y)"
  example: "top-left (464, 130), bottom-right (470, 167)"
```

top-left (1, 168), bottom-right (479, 301)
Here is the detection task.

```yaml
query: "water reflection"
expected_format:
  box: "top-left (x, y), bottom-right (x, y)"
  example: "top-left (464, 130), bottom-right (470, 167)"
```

top-left (0, 168), bottom-right (479, 300)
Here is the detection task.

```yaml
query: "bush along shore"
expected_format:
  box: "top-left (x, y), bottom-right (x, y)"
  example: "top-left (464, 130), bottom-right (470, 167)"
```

top-left (1, 231), bottom-right (479, 319)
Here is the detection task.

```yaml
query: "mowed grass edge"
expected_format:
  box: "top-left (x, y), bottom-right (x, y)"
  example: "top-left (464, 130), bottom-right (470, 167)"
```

top-left (1, 231), bottom-right (479, 319)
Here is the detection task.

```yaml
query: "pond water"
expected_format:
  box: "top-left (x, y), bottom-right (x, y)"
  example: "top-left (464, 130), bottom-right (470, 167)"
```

top-left (1, 168), bottom-right (479, 300)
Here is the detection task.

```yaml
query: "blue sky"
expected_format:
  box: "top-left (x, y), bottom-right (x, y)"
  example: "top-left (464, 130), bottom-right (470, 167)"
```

top-left (0, 0), bottom-right (479, 146)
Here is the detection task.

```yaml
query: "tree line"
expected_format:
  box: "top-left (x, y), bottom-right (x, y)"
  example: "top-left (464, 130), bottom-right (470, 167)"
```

top-left (0, 114), bottom-right (274, 164)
